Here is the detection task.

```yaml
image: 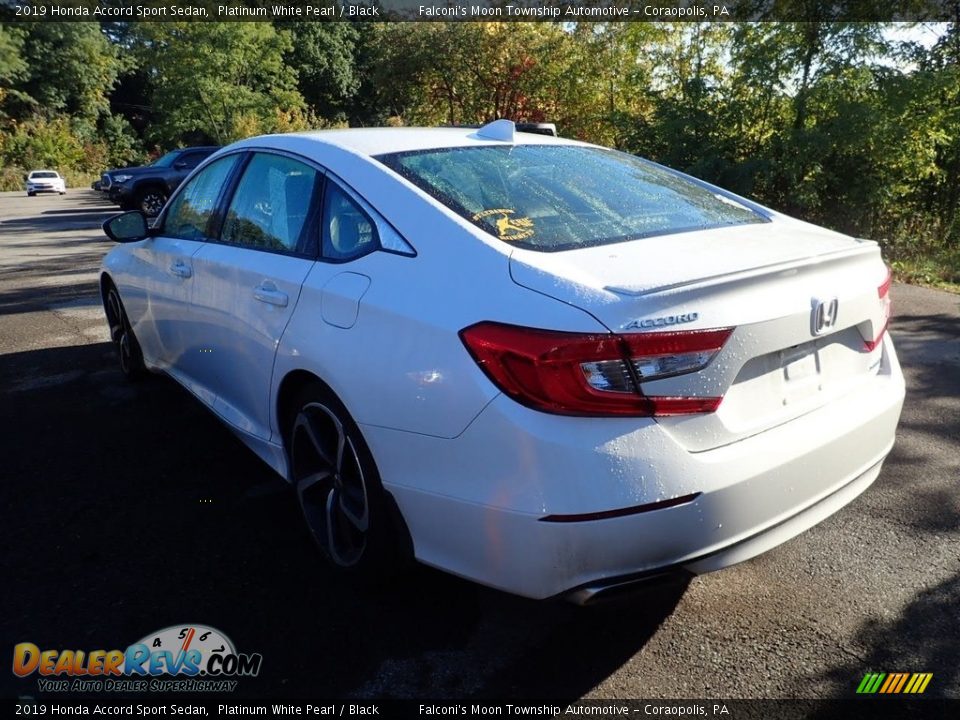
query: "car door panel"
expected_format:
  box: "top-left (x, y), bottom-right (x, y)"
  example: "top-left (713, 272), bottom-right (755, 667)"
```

top-left (127, 237), bottom-right (204, 369)
top-left (189, 245), bottom-right (312, 438)
top-left (132, 153), bottom-right (244, 386)
top-left (183, 151), bottom-right (322, 440)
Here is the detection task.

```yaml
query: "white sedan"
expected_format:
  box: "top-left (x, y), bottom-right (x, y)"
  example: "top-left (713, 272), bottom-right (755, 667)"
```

top-left (26, 169), bottom-right (66, 196)
top-left (100, 121), bottom-right (904, 602)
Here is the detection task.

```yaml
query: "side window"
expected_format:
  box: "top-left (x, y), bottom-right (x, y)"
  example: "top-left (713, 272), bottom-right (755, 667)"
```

top-left (322, 182), bottom-right (378, 261)
top-left (221, 153), bottom-right (320, 255)
top-left (179, 152), bottom-right (207, 169)
top-left (162, 154), bottom-right (239, 241)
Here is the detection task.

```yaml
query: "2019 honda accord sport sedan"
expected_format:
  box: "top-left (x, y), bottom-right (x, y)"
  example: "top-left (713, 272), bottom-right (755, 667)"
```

top-left (99, 120), bottom-right (904, 602)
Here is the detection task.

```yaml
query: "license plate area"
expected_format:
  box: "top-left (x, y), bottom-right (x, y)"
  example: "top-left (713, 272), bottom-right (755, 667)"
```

top-left (781, 345), bottom-right (821, 404)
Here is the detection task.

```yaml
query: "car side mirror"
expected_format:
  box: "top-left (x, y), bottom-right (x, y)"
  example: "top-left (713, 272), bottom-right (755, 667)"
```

top-left (103, 211), bottom-right (150, 243)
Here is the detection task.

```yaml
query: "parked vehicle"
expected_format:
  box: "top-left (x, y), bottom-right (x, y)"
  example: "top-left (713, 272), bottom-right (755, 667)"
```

top-left (99, 121), bottom-right (905, 602)
top-left (100, 147), bottom-right (219, 217)
top-left (25, 170), bottom-right (66, 196)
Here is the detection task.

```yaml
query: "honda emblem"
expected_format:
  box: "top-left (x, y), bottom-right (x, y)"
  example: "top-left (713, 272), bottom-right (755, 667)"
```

top-left (812, 297), bottom-right (839, 335)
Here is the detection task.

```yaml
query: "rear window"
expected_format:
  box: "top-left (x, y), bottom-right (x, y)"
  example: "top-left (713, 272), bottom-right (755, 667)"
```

top-left (376, 145), bottom-right (766, 252)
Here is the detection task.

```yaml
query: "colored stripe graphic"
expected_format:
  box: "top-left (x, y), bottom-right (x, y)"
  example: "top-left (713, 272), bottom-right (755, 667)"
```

top-left (880, 673), bottom-right (906, 693)
top-left (892, 673), bottom-right (909, 693)
top-left (910, 673), bottom-right (933, 694)
top-left (857, 672), bottom-right (932, 694)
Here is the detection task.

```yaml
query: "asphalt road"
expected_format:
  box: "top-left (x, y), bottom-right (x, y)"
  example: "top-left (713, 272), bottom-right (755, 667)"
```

top-left (1, 190), bottom-right (958, 703)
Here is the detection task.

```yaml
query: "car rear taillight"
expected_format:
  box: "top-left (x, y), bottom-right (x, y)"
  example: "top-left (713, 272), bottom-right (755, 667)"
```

top-left (864, 265), bottom-right (892, 352)
top-left (459, 322), bottom-right (733, 417)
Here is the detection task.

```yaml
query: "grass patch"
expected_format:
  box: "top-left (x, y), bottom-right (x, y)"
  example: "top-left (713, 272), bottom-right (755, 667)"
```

top-left (878, 229), bottom-right (960, 295)
top-left (892, 257), bottom-right (960, 294)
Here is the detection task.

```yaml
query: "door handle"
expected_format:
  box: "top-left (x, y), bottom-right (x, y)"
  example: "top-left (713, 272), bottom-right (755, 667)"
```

top-left (253, 283), bottom-right (289, 307)
top-left (169, 261), bottom-right (192, 278)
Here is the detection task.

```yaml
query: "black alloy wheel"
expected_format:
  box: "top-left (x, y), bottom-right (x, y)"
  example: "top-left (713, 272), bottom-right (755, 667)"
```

top-left (137, 188), bottom-right (167, 217)
top-left (288, 384), bottom-right (409, 581)
top-left (104, 285), bottom-right (145, 379)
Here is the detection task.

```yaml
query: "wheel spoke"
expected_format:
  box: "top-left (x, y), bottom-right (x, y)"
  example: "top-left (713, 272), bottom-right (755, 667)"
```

top-left (338, 439), bottom-right (369, 532)
top-left (337, 487), bottom-right (369, 533)
top-left (296, 470), bottom-right (333, 496)
top-left (324, 488), bottom-right (361, 566)
top-left (295, 414), bottom-right (337, 472)
top-left (334, 422), bottom-right (345, 475)
top-left (293, 401), bottom-right (369, 568)
top-left (107, 293), bottom-right (123, 342)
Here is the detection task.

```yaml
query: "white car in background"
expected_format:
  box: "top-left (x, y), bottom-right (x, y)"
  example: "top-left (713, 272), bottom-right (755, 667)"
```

top-left (25, 170), bottom-right (66, 196)
top-left (99, 120), bottom-right (905, 602)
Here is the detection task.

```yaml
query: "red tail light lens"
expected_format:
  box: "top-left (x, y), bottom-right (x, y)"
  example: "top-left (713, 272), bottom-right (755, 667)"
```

top-left (459, 322), bottom-right (733, 417)
top-left (864, 265), bottom-right (892, 352)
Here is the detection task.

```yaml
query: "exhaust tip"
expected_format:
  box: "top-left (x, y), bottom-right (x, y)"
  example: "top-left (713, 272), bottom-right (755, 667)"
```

top-left (564, 569), bottom-right (694, 607)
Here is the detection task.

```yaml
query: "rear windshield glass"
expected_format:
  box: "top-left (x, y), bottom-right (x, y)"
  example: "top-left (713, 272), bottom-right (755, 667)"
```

top-left (31, 171), bottom-right (59, 179)
top-left (376, 145), bottom-right (766, 252)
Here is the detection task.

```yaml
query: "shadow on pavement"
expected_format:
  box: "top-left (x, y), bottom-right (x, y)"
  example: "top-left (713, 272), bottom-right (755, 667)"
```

top-left (807, 310), bottom-right (960, 701)
top-left (36, 207), bottom-right (119, 216)
top-left (0, 278), bottom-right (103, 314)
top-left (0, 210), bottom-right (117, 234)
top-left (814, 571), bottom-right (960, 701)
top-left (0, 342), bottom-right (686, 700)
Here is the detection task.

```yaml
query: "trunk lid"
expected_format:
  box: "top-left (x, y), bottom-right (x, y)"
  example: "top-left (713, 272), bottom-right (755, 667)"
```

top-left (509, 219), bottom-right (891, 451)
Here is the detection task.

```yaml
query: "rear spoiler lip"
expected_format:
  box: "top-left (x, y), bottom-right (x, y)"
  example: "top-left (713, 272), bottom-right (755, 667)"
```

top-left (604, 243), bottom-right (881, 298)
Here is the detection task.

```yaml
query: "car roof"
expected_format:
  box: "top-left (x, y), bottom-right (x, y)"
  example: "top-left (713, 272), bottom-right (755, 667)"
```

top-left (230, 126), bottom-right (585, 159)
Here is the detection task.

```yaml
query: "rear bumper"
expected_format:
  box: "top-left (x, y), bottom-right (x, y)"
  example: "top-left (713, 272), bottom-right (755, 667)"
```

top-left (366, 334), bottom-right (905, 599)
top-left (565, 454), bottom-right (884, 604)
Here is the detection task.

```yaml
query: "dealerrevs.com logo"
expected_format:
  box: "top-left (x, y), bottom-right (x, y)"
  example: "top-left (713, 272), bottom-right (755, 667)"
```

top-left (13, 624), bottom-right (262, 693)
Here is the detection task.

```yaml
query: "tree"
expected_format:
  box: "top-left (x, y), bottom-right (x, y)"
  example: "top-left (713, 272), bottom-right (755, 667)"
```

top-left (356, 22), bottom-right (601, 133)
top-left (5, 23), bottom-right (122, 123)
top-left (282, 21), bottom-right (359, 122)
top-left (132, 22), bottom-right (307, 145)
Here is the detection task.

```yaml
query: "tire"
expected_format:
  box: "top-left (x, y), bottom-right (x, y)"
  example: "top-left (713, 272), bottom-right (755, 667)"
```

top-left (104, 284), bottom-right (146, 380)
top-left (59, 191), bottom-right (66, 195)
top-left (136, 187), bottom-right (167, 217)
top-left (27, 192), bottom-right (35, 197)
top-left (287, 382), bottom-right (410, 582)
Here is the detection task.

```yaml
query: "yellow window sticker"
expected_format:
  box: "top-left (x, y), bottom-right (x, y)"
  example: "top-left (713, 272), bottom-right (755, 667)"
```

top-left (471, 209), bottom-right (535, 241)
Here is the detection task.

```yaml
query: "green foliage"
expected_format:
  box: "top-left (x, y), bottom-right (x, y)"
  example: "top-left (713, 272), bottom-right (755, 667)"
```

top-left (282, 21), bottom-right (359, 122)
top-left (358, 23), bottom-right (593, 129)
top-left (0, 19), bottom-right (957, 289)
top-left (2, 116), bottom-right (84, 169)
top-left (0, 24), bottom-right (27, 86)
top-left (131, 22), bottom-right (306, 146)
top-left (4, 23), bottom-right (122, 123)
